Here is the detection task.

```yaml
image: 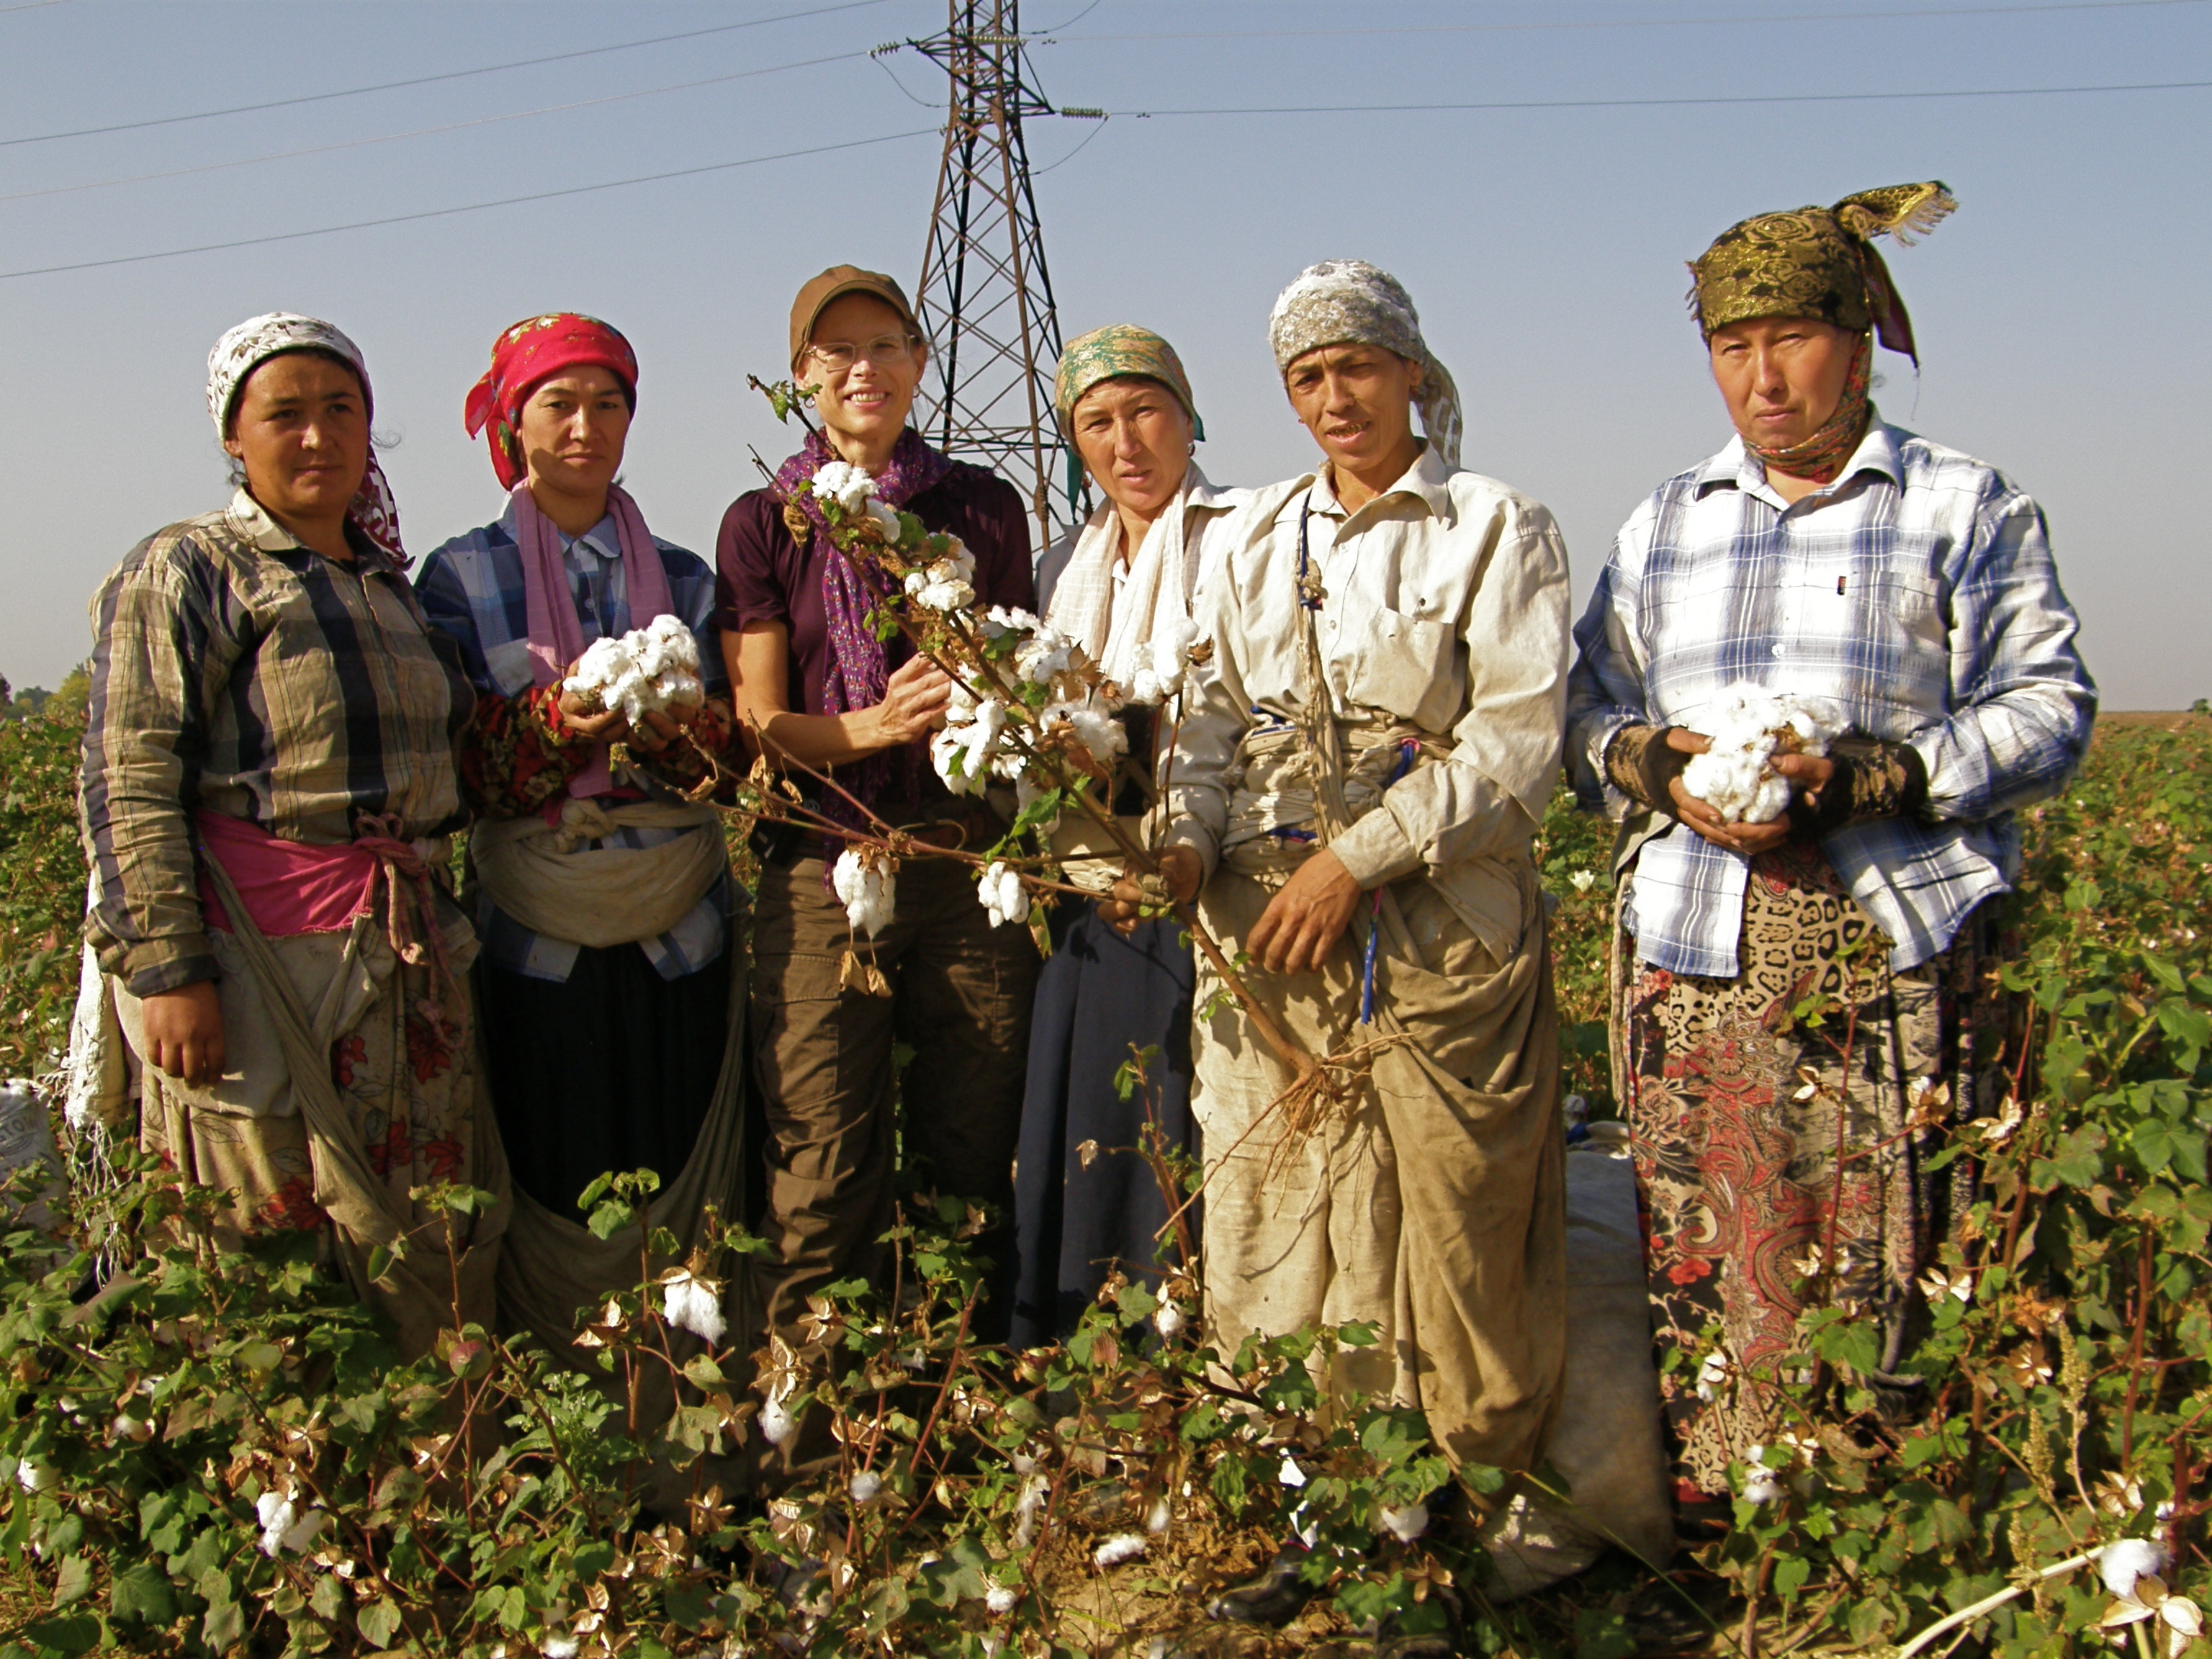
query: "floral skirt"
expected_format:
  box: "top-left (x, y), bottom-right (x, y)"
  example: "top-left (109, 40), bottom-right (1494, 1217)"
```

top-left (1612, 840), bottom-right (2016, 1503)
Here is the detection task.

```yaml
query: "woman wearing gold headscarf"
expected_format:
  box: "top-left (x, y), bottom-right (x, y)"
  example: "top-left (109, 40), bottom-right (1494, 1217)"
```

top-left (1565, 185), bottom-right (2096, 1522)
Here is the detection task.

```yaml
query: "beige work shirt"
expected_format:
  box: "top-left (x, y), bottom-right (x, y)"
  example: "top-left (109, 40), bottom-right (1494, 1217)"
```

top-left (1166, 444), bottom-right (1570, 960)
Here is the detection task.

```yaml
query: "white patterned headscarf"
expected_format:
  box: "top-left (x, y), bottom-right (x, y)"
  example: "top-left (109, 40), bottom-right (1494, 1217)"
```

top-left (1267, 260), bottom-right (1462, 469)
top-left (206, 313), bottom-right (407, 567)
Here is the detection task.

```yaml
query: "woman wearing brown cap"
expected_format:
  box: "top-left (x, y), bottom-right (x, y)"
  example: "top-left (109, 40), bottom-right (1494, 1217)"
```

top-left (716, 265), bottom-right (1038, 1352)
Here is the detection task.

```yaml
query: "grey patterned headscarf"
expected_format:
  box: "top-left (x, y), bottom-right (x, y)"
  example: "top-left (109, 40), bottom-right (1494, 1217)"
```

top-left (1267, 260), bottom-right (1462, 469)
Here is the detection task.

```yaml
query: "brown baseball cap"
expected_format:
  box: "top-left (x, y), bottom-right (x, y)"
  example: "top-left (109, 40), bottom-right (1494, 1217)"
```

top-left (788, 266), bottom-right (921, 371)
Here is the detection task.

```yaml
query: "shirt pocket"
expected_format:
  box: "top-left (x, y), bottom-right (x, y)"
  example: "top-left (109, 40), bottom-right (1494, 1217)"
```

top-left (1342, 606), bottom-right (1452, 721)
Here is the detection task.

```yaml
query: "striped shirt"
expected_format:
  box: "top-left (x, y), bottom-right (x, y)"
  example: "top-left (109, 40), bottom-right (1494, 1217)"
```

top-left (1566, 419), bottom-right (2095, 976)
top-left (414, 500), bottom-right (728, 984)
top-left (83, 491), bottom-right (473, 997)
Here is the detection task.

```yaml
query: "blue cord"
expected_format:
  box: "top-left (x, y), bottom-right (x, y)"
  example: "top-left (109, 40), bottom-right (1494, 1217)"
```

top-left (1358, 739), bottom-right (1423, 1025)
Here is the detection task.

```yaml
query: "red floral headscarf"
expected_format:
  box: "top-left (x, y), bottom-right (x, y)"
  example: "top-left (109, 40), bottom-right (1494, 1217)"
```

top-left (463, 313), bottom-right (639, 489)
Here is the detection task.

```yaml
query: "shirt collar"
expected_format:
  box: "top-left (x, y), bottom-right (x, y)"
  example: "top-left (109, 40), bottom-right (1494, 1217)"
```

top-left (1311, 440), bottom-right (1456, 526)
top-left (495, 495), bottom-right (624, 560)
top-left (1696, 413), bottom-right (1905, 505)
top-left (224, 488), bottom-right (392, 574)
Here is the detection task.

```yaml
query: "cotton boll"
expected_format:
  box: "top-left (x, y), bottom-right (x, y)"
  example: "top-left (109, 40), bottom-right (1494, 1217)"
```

top-left (1378, 1503), bottom-right (1429, 1542)
top-left (1738, 1449), bottom-right (1785, 1508)
top-left (1044, 699), bottom-right (1127, 762)
top-left (660, 1272), bottom-right (727, 1345)
top-left (985, 1584), bottom-right (1018, 1615)
top-left (1093, 1533), bottom-right (1148, 1568)
top-left (809, 460), bottom-right (876, 515)
top-left (1153, 1301), bottom-right (1185, 1341)
top-left (984, 606), bottom-right (1043, 641)
top-left (562, 616), bottom-right (704, 725)
top-left (1015, 629), bottom-right (1075, 687)
top-left (979, 863), bottom-right (1030, 930)
top-left (1146, 1496), bottom-right (1172, 1535)
top-left (830, 850), bottom-right (896, 938)
top-left (865, 499), bottom-right (903, 539)
top-left (759, 1394), bottom-right (797, 1449)
top-left (1013, 1473), bottom-right (1050, 1548)
top-left (1678, 683), bottom-right (1843, 824)
top-left (255, 1492), bottom-right (295, 1557)
top-left (2100, 1537), bottom-right (2172, 1599)
top-left (849, 1470), bottom-right (884, 1506)
top-left (541, 1636), bottom-right (581, 1659)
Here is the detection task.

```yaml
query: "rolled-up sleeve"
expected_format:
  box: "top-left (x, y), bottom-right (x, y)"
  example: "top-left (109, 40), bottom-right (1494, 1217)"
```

top-left (1907, 491), bottom-right (2096, 822)
top-left (1330, 502), bottom-right (1572, 886)
top-left (81, 539), bottom-right (233, 996)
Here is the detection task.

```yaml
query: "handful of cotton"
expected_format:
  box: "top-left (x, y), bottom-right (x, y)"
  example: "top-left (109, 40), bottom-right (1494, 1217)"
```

top-left (562, 614), bottom-right (705, 727)
top-left (1679, 683), bottom-right (1843, 824)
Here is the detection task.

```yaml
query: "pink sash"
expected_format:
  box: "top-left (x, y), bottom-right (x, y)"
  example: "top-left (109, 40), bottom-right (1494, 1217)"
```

top-left (195, 810), bottom-right (379, 937)
top-left (514, 482), bottom-right (674, 800)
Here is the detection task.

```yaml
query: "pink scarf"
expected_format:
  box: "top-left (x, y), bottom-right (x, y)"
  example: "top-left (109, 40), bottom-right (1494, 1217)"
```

top-left (513, 481), bottom-right (674, 800)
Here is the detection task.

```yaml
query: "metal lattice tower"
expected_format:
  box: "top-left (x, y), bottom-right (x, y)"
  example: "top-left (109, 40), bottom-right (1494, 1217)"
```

top-left (903, 1), bottom-right (1088, 555)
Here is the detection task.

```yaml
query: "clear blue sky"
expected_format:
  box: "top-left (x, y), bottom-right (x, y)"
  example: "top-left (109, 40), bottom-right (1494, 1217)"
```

top-left (3, 0), bottom-right (2206, 706)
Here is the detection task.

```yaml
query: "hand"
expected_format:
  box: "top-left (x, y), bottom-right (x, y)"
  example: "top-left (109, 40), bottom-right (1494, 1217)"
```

top-left (631, 703), bottom-right (698, 755)
top-left (1662, 728), bottom-right (1828, 857)
top-left (141, 981), bottom-right (226, 1087)
top-left (557, 657), bottom-right (631, 746)
top-left (1246, 849), bottom-right (1363, 976)
top-left (868, 655), bottom-right (953, 750)
top-left (1100, 845), bottom-right (1202, 936)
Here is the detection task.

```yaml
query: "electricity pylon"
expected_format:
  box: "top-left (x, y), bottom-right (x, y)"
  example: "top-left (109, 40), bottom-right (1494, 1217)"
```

top-left (900, 0), bottom-right (1092, 555)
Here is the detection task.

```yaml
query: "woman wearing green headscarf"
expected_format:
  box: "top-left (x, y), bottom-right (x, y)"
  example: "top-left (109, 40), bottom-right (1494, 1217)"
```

top-left (1004, 325), bottom-right (1245, 1346)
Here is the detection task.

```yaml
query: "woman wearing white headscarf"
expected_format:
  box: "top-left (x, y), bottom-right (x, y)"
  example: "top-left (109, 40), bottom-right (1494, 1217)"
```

top-left (1006, 325), bottom-right (1245, 1345)
top-left (1121, 262), bottom-right (1572, 1508)
top-left (73, 314), bottom-right (505, 1357)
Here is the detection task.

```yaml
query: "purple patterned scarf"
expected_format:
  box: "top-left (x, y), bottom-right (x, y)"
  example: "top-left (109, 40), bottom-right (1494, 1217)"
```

top-left (771, 426), bottom-right (955, 822)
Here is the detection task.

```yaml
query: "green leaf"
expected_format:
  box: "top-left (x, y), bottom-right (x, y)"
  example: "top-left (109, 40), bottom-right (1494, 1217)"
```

top-left (1573, 1607), bottom-right (1640, 1659)
top-left (51, 1555), bottom-right (91, 1608)
top-left (356, 1599), bottom-right (405, 1648)
top-left (19, 1614), bottom-right (100, 1655)
top-left (109, 1562), bottom-right (176, 1627)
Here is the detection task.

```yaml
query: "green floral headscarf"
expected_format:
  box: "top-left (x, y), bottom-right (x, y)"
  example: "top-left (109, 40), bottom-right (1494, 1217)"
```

top-left (1690, 181), bottom-right (1956, 363)
top-left (1053, 324), bottom-right (1203, 441)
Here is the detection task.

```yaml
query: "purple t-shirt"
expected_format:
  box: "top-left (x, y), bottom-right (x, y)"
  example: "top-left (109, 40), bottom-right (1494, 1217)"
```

top-left (714, 459), bottom-right (1034, 802)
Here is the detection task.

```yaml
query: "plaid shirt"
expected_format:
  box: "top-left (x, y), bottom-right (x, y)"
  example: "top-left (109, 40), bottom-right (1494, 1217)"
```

top-left (414, 502), bottom-right (729, 984)
top-left (1566, 420), bottom-right (2095, 976)
top-left (83, 492), bottom-right (473, 997)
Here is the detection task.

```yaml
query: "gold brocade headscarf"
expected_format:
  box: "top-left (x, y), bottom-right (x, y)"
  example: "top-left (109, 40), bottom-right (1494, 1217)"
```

top-left (1689, 181), bottom-right (1956, 363)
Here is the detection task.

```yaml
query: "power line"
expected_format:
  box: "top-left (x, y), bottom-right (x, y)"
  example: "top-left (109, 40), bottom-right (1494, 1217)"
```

top-left (1048, 0), bottom-right (2209, 43)
top-left (1, 47), bottom-right (873, 203)
top-left (0, 0), bottom-right (902, 148)
top-left (0, 128), bottom-right (940, 282)
top-left (1094, 76), bottom-right (2212, 119)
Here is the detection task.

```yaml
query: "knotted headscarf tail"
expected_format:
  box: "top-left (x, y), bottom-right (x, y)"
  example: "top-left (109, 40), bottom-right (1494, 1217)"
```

top-left (1267, 259), bottom-right (1463, 469)
top-left (464, 313), bottom-right (640, 490)
top-left (1053, 323), bottom-right (1205, 441)
top-left (1690, 181), bottom-right (1956, 364)
top-left (206, 313), bottom-right (408, 567)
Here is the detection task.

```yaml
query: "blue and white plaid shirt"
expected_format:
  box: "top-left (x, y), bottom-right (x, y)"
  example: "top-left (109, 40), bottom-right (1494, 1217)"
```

top-left (1566, 418), bottom-right (2095, 976)
top-left (415, 500), bottom-right (730, 984)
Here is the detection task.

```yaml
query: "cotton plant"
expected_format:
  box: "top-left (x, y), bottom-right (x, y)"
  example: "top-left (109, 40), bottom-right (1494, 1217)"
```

top-left (562, 613), bottom-right (705, 727)
top-left (1678, 682), bottom-right (1845, 824)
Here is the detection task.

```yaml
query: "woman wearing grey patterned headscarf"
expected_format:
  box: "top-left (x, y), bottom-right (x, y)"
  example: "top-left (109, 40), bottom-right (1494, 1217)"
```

top-left (1112, 258), bottom-right (1575, 1600)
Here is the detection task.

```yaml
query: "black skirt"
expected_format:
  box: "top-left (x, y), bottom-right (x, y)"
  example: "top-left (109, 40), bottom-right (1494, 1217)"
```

top-left (1006, 903), bottom-right (1197, 1347)
top-left (476, 943), bottom-right (732, 1218)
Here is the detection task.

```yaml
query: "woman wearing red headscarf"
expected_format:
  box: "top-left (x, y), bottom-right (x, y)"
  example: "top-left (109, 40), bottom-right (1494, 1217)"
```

top-left (417, 315), bottom-right (749, 1381)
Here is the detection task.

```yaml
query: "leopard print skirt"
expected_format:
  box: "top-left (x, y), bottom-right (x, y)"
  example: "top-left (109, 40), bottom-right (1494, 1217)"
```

top-left (1612, 840), bottom-right (2015, 1503)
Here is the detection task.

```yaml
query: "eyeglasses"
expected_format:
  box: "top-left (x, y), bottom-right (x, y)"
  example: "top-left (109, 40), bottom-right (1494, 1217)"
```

top-left (806, 334), bottom-right (917, 372)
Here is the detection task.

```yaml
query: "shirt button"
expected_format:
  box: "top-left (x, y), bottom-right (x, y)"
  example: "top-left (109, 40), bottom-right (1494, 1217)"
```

top-left (1771, 644), bottom-right (1786, 657)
